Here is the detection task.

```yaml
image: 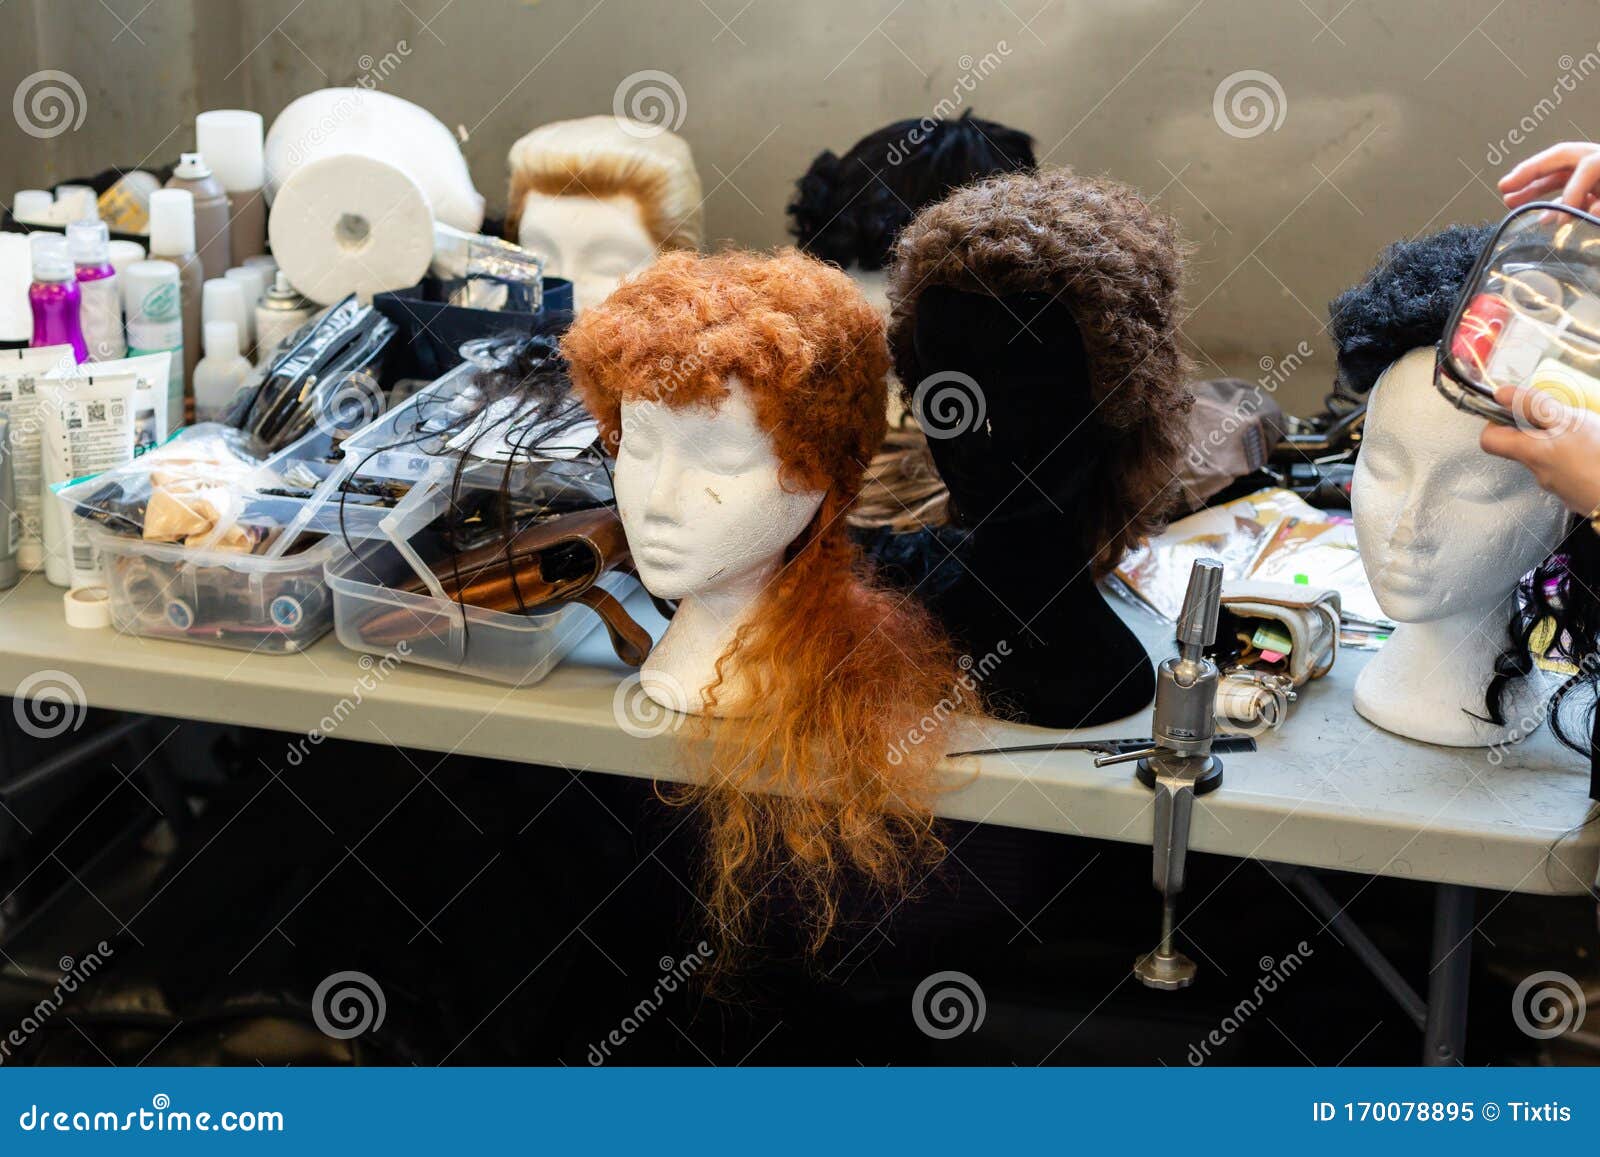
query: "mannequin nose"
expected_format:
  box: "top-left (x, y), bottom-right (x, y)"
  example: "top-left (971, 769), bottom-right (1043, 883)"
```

top-left (1390, 497), bottom-right (1427, 550)
top-left (641, 451), bottom-right (683, 526)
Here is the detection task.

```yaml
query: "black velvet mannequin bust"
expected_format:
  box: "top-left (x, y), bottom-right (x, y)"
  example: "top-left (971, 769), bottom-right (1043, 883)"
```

top-left (911, 287), bottom-right (1155, 727)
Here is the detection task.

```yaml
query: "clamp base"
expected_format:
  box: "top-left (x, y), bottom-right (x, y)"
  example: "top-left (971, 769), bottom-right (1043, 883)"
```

top-left (1136, 754), bottom-right (1224, 795)
top-left (1134, 945), bottom-right (1198, 990)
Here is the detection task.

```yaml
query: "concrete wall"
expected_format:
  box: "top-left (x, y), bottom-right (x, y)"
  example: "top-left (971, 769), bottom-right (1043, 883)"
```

top-left (1, 0), bottom-right (1593, 412)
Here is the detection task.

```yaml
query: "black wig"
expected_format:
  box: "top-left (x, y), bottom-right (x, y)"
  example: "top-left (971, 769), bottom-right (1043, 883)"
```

top-left (1331, 222), bottom-right (1600, 779)
top-left (1328, 223), bottom-right (1495, 396)
top-left (787, 110), bottom-right (1035, 271)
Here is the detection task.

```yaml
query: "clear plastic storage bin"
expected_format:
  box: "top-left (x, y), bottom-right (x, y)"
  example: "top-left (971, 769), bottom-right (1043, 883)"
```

top-left (93, 527), bottom-right (342, 653)
top-left (326, 536), bottom-right (638, 684)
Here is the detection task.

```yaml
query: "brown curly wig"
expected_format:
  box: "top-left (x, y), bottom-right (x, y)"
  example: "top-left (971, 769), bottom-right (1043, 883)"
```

top-left (886, 168), bottom-right (1191, 573)
top-left (562, 248), bottom-right (969, 960)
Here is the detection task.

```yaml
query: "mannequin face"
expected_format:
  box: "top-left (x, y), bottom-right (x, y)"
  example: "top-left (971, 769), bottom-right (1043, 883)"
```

top-left (1352, 345), bottom-right (1566, 623)
top-left (516, 191), bottom-right (657, 312)
top-left (613, 378), bottom-right (824, 602)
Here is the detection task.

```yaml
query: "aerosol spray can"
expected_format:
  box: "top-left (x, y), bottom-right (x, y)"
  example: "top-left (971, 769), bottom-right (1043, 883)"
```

top-left (165, 152), bottom-right (232, 281)
top-left (253, 272), bottom-right (313, 367)
top-left (195, 110), bottom-right (266, 263)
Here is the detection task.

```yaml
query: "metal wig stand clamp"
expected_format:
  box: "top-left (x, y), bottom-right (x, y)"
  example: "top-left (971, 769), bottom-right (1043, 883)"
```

top-left (1096, 558), bottom-right (1225, 990)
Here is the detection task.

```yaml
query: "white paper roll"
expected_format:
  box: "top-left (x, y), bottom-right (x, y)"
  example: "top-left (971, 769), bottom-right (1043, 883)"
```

top-left (267, 155), bottom-right (433, 305)
top-left (64, 585), bottom-right (112, 629)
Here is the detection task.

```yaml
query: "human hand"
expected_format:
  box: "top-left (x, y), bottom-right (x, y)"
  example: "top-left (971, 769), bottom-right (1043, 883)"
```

top-left (1479, 384), bottom-right (1600, 515)
top-left (1499, 142), bottom-right (1600, 212)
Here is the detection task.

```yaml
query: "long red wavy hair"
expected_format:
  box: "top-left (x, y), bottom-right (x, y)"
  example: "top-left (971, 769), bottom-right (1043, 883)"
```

top-left (562, 249), bottom-right (968, 958)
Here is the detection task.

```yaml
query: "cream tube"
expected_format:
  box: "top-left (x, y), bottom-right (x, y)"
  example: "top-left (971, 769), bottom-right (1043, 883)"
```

top-left (39, 371), bottom-right (138, 587)
top-left (53, 350), bottom-right (173, 455)
top-left (0, 344), bottom-right (77, 570)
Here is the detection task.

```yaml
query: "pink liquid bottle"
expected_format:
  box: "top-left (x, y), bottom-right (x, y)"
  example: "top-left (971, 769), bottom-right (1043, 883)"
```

top-left (28, 233), bottom-right (87, 363)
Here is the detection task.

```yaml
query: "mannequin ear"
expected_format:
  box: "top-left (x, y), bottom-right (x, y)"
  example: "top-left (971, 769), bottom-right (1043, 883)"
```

top-left (912, 285), bottom-right (1092, 400)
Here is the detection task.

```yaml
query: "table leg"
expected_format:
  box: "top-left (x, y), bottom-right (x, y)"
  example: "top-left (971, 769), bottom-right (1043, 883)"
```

top-left (1423, 883), bottom-right (1475, 1065)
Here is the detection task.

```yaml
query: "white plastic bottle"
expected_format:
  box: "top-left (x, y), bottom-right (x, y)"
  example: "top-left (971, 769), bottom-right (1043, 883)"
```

top-left (201, 277), bottom-right (250, 358)
top-left (193, 320), bottom-right (251, 422)
top-left (68, 220), bottom-right (126, 362)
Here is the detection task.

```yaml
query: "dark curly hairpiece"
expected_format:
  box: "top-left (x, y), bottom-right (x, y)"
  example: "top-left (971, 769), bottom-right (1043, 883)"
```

top-left (885, 168), bottom-right (1191, 574)
top-left (1327, 223), bottom-right (1495, 396)
top-left (787, 110), bottom-right (1035, 271)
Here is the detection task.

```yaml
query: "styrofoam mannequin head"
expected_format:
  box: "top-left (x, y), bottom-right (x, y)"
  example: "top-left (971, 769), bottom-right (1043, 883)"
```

top-left (1353, 346), bottom-right (1566, 621)
top-left (614, 377), bottom-right (823, 715)
top-left (615, 378), bottom-right (823, 602)
top-left (517, 191), bottom-right (656, 312)
top-left (1351, 345), bottom-right (1567, 745)
top-left (507, 116), bottom-right (702, 311)
top-left (264, 88), bottom-right (484, 233)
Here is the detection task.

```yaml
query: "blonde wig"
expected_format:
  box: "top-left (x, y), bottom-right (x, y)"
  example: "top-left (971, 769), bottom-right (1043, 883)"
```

top-left (506, 115), bottom-right (704, 252)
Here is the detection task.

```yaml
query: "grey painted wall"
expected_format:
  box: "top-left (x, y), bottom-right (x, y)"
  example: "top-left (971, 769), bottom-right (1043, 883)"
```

top-left (2, 0), bottom-right (1593, 412)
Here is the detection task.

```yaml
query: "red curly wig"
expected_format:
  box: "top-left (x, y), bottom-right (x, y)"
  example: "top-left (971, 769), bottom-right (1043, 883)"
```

top-left (562, 249), bottom-right (968, 958)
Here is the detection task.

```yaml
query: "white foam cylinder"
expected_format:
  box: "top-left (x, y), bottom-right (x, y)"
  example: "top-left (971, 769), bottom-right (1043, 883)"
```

top-left (264, 88), bottom-right (483, 233)
top-left (267, 155), bottom-right (434, 304)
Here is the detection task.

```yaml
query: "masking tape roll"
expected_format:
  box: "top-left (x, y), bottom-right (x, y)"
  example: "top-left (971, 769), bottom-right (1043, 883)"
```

top-left (64, 585), bottom-right (112, 629)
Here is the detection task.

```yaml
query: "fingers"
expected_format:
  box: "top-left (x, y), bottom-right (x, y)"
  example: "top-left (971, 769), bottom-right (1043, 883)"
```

top-left (1502, 170), bottom-right (1570, 208)
top-left (1480, 421), bottom-right (1540, 465)
top-left (1499, 142), bottom-right (1600, 191)
top-left (1562, 153), bottom-right (1600, 210)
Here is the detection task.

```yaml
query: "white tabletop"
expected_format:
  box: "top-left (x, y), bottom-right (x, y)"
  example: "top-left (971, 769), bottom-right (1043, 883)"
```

top-left (0, 574), bottom-right (1593, 895)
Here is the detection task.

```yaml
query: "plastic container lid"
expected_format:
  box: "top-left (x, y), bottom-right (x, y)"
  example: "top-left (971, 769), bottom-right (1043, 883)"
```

top-left (121, 259), bottom-right (180, 319)
top-left (204, 318), bottom-right (240, 359)
top-left (53, 185), bottom-right (96, 220)
top-left (148, 188), bottom-right (196, 257)
top-left (12, 189), bottom-right (52, 221)
top-left (106, 240), bottom-right (146, 276)
top-left (201, 276), bottom-right (248, 336)
top-left (30, 232), bottom-right (73, 281)
top-left (66, 219), bottom-right (111, 265)
top-left (224, 264), bottom-right (267, 306)
top-left (195, 110), bottom-right (265, 192)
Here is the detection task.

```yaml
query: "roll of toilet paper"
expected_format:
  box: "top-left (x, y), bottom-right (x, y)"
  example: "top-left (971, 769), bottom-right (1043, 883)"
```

top-left (266, 155), bottom-right (434, 305)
